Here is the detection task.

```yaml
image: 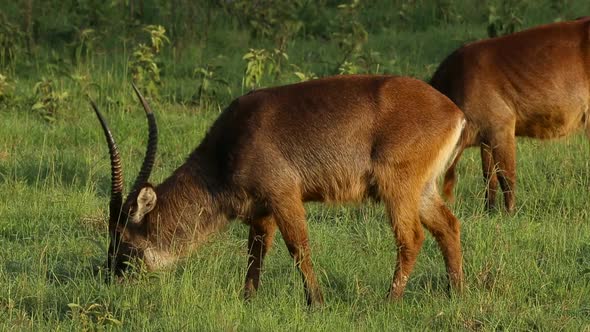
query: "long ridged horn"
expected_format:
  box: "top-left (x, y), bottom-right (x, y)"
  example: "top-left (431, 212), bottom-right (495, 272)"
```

top-left (130, 83), bottom-right (158, 194)
top-left (90, 101), bottom-right (124, 217)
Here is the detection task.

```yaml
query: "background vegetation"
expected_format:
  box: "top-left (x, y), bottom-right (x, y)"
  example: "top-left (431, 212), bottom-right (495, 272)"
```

top-left (0, 0), bottom-right (589, 330)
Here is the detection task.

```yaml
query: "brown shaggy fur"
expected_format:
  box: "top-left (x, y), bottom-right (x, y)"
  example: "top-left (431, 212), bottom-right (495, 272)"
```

top-left (104, 75), bottom-right (465, 306)
top-left (431, 18), bottom-right (590, 213)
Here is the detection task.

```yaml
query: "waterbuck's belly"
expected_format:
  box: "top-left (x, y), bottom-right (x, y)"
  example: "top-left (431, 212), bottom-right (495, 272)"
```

top-left (515, 104), bottom-right (587, 139)
top-left (300, 167), bottom-right (378, 203)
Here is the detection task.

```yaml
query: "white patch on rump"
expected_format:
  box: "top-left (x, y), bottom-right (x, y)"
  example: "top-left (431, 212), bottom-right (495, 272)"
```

top-left (420, 117), bottom-right (465, 207)
top-left (433, 118), bottom-right (465, 180)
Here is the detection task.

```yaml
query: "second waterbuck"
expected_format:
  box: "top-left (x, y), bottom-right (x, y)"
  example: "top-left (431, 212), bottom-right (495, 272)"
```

top-left (431, 18), bottom-right (590, 213)
top-left (94, 75), bottom-right (465, 306)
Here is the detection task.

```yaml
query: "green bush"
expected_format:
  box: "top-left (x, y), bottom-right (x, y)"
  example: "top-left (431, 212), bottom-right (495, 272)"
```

top-left (129, 25), bottom-right (170, 99)
top-left (487, 0), bottom-right (527, 37)
top-left (31, 77), bottom-right (69, 123)
top-left (243, 48), bottom-right (288, 89)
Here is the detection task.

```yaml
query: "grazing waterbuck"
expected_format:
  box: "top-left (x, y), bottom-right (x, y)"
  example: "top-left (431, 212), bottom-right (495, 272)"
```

top-left (93, 75), bottom-right (465, 306)
top-left (431, 18), bottom-right (590, 213)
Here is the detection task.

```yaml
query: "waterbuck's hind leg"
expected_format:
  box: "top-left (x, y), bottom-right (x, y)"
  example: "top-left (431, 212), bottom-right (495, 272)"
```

top-left (376, 170), bottom-right (425, 300)
top-left (488, 130), bottom-right (517, 213)
top-left (420, 185), bottom-right (464, 294)
top-left (386, 205), bottom-right (424, 300)
top-left (244, 215), bottom-right (278, 300)
top-left (481, 142), bottom-right (499, 211)
top-left (443, 145), bottom-right (465, 203)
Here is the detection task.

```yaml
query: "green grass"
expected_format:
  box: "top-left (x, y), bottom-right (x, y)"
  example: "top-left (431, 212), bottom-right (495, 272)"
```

top-left (2, 2), bottom-right (590, 330)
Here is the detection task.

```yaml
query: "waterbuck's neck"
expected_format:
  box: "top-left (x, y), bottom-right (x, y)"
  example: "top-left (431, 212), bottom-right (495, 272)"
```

top-left (147, 150), bottom-right (231, 255)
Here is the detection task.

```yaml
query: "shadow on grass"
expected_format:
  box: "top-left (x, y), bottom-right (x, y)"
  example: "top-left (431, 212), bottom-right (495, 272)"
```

top-left (4, 259), bottom-right (33, 275)
top-left (320, 269), bottom-right (453, 305)
top-left (45, 256), bottom-right (106, 286)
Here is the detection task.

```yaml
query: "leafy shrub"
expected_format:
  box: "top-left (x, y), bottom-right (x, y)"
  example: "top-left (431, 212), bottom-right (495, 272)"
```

top-left (290, 64), bottom-right (318, 82)
top-left (487, 0), bottom-right (526, 38)
top-left (337, 50), bottom-right (384, 75)
top-left (0, 73), bottom-right (14, 104)
top-left (338, 61), bottom-right (360, 75)
top-left (331, 0), bottom-right (368, 72)
top-left (31, 78), bottom-right (69, 123)
top-left (397, 0), bottom-right (418, 25)
top-left (129, 25), bottom-right (170, 99)
top-left (243, 48), bottom-right (288, 89)
top-left (550, 0), bottom-right (571, 21)
top-left (67, 302), bottom-right (121, 330)
top-left (435, 0), bottom-right (462, 23)
top-left (68, 71), bottom-right (99, 99)
top-left (193, 64), bottom-right (231, 108)
top-left (224, 0), bottom-right (305, 50)
top-left (70, 28), bottom-right (99, 64)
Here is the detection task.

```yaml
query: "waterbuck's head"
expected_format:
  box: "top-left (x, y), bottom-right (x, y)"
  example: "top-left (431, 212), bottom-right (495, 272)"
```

top-left (91, 84), bottom-right (160, 278)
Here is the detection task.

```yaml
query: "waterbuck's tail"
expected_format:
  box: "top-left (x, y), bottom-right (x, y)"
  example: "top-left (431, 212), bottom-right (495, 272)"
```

top-left (443, 118), bottom-right (475, 203)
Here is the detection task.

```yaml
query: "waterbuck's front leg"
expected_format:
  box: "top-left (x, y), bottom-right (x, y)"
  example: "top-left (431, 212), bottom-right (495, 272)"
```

top-left (271, 194), bottom-right (324, 306)
top-left (244, 215), bottom-right (277, 300)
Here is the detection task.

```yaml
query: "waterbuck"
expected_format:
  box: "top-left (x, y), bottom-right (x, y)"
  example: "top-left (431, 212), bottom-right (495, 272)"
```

top-left (431, 18), bottom-right (590, 213)
top-left (93, 75), bottom-right (465, 306)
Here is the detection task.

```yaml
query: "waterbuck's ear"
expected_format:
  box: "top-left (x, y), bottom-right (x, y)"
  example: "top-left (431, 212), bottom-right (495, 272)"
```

top-left (131, 186), bottom-right (157, 223)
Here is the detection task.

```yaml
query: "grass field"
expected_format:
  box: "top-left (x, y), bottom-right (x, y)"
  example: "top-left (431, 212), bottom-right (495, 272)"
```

top-left (1, 1), bottom-right (590, 330)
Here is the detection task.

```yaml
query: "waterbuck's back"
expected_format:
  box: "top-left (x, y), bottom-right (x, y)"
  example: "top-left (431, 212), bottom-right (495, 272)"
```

top-left (196, 75), bottom-right (463, 204)
top-left (431, 18), bottom-right (590, 140)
